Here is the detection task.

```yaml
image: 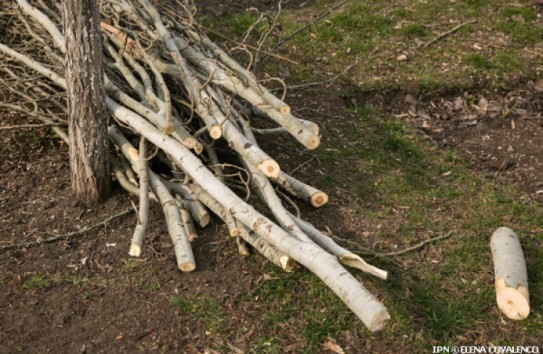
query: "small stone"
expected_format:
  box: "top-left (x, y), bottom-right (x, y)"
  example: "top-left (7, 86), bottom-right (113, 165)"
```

top-left (397, 54), bottom-right (408, 61)
top-left (405, 94), bottom-right (417, 105)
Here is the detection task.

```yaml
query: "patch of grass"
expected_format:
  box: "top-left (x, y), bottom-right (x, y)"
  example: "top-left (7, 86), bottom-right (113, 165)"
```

top-left (71, 275), bottom-right (90, 285)
top-left (464, 53), bottom-right (494, 70)
top-left (200, 12), bottom-right (258, 37)
top-left (310, 102), bottom-right (543, 348)
top-left (22, 275), bottom-right (51, 290)
top-left (497, 7), bottom-right (543, 45)
top-left (400, 23), bottom-right (427, 38)
top-left (197, 0), bottom-right (541, 93)
top-left (172, 293), bottom-right (227, 333)
top-left (122, 258), bottom-right (138, 272)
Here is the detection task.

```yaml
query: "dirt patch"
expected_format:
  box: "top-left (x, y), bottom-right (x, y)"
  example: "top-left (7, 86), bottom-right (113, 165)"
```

top-left (368, 81), bottom-right (543, 202)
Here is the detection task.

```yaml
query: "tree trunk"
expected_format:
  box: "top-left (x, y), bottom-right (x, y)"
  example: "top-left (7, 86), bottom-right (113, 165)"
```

top-left (62, 0), bottom-right (110, 203)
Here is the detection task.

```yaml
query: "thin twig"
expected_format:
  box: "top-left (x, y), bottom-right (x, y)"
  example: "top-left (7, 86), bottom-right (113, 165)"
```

top-left (375, 231), bottom-right (453, 257)
top-left (328, 229), bottom-right (453, 257)
top-left (278, 60), bottom-right (360, 91)
top-left (154, 1), bottom-right (298, 65)
top-left (0, 122), bottom-right (66, 129)
top-left (260, 0), bottom-right (351, 62)
top-left (0, 209), bottom-right (133, 250)
top-left (419, 20), bottom-right (476, 48)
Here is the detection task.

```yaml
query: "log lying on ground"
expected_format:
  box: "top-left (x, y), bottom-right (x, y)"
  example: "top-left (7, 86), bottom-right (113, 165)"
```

top-left (490, 227), bottom-right (530, 320)
top-left (0, 0), bottom-right (389, 331)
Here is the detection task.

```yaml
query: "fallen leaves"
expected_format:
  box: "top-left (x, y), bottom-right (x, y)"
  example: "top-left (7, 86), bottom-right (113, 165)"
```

top-left (323, 338), bottom-right (345, 354)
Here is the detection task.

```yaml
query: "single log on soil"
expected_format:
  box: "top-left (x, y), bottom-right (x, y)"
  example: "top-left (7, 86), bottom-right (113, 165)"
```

top-left (490, 227), bottom-right (530, 320)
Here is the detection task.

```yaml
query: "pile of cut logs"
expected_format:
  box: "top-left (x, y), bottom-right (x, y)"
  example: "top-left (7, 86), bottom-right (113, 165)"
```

top-left (0, 0), bottom-right (389, 331)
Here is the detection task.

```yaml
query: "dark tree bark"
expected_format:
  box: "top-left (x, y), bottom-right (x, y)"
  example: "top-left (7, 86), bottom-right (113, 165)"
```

top-left (62, 0), bottom-right (110, 203)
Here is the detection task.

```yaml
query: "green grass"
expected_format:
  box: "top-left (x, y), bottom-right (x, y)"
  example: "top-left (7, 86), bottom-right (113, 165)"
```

top-left (199, 0), bottom-right (542, 92)
top-left (303, 104), bottom-right (543, 349)
top-left (122, 258), bottom-right (138, 272)
top-left (172, 293), bottom-right (227, 334)
top-left (22, 275), bottom-right (51, 290)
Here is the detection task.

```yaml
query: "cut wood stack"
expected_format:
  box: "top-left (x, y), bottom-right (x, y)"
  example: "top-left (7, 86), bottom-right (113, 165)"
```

top-left (0, 0), bottom-right (390, 331)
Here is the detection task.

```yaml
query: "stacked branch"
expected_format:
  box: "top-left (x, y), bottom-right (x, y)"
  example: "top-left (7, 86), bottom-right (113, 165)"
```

top-left (0, 0), bottom-right (390, 331)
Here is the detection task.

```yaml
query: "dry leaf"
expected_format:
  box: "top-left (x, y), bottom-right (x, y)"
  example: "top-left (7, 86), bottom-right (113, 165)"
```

top-left (475, 97), bottom-right (488, 115)
top-left (323, 339), bottom-right (345, 354)
top-left (534, 78), bottom-right (543, 92)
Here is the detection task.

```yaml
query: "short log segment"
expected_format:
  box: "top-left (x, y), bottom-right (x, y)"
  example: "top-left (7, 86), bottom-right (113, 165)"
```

top-left (490, 227), bottom-right (530, 320)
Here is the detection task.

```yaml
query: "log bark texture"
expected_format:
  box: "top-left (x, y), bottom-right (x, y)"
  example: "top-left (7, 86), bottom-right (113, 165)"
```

top-left (62, 0), bottom-right (110, 203)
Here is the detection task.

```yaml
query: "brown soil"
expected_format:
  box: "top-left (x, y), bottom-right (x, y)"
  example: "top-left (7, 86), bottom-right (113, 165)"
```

top-left (375, 83), bottom-right (543, 202)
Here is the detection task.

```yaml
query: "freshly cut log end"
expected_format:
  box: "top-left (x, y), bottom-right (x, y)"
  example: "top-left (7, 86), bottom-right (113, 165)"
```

top-left (310, 191), bottom-right (329, 208)
top-left (236, 236), bottom-right (250, 256)
top-left (257, 159), bottom-right (280, 178)
top-left (339, 254), bottom-right (388, 280)
top-left (182, 137), bottom-right (198, 149)
top-left (197, 214), bottom-right (211, 228)
top-left (178, 262), bottom-right (196, 272)
top-left (495, 277), bottom-right (530, 320)
top-left (193, 142), bottom-right (204, 155)
top-left (129, 244), bottom-right (142, 257)
top-left (368, 309), bottom-right (391, 332)
top-left (305, 135), bottom-right (320, 150)
top-left (280, 255), bottom-right (295, 272)
top-left (279, 104), bottom-right (291, 115)
top-left (209, 126), bottom-right (222, 140)
top-left (490, 227), bottom-right (530, 320)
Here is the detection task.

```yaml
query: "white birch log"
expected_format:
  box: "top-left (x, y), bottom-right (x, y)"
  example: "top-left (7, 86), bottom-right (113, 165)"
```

top-left (273, 171), bottom-right (329, 208)
top-left (490, 227), bottom-right (530, 320)
top-left (129, 137), bottom-right (150, 257)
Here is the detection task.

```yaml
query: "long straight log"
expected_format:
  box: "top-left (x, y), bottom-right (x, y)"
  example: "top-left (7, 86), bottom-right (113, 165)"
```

top-left (129, 137), bottom-right (150, 257)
